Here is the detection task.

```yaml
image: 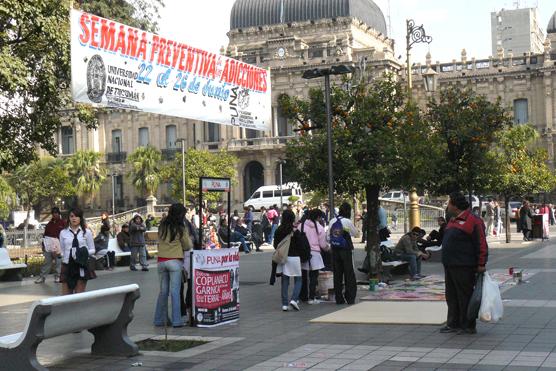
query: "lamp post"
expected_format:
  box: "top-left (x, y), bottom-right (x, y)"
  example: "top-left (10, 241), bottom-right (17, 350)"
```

top-left (110, 172), bottom-right (117, 216)
top-left (277, 159), bottom-right (286, 209)
top-left (302, 64), bottom-right (355, 221)
top-left (176, 138), bottom-right (187, 205)
top-left (406, 19), bottom-right (432, 229)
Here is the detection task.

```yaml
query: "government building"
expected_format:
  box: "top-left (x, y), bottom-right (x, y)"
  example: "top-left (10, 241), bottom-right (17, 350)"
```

top-left (54, 0), bottom-right (556, 212)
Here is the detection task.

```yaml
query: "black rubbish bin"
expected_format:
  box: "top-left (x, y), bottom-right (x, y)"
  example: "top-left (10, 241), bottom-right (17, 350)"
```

top-left (531, 215), bottom-right (543, 239)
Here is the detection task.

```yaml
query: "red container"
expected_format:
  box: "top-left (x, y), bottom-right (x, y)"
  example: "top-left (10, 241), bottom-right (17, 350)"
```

top-left (509, 267), bottom-right (514, 275)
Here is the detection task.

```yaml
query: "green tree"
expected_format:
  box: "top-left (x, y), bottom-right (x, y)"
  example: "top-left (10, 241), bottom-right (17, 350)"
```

top-left (280, 74), bottom-right (436, 276)
top-left (427, 86), bottom-right (513, 200)
top-left (488, 124), bottom-right (556, 242)
top-left (0, 177), bottom-right (15, 219)
top-left (65, 150), bottom-right (106, 207)
top-left (127, 146), bottom-right (163, 197)
top-left (164, 149), bottom-right (238, 204)
top-left (0, 0), bottom-right (163, 171)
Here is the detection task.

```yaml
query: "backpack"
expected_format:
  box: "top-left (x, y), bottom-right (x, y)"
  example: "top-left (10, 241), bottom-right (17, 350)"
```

top-left (261, 214), bottom-right (270, 230)
top-left (380, 244), bottom-right (398, 262)
top-left (293, 223), bottom-right (312, 263)
top-left (329, 217), bottom-right (350, 249)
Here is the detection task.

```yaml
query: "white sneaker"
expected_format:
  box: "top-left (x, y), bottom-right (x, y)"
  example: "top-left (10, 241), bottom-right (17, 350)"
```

top-left (282, 305), bottom-right (288, 311)
top-left (308, 299), bottom-right (321, 305)
top-left (290, 300), bottom-right (300, 311)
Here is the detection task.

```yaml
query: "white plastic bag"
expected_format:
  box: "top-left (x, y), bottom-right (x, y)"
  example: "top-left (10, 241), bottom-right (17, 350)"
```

top-left (479, 271), bottom-right (504, 322)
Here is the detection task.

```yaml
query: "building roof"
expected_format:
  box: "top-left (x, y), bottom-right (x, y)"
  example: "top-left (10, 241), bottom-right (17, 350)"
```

top-left (548, 11), bottom-right (556, 34)
top-left (230, 0), bottom-right (387, 35)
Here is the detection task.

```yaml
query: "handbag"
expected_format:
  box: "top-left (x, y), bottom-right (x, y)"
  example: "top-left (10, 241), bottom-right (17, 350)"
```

top-left (272, 232), bottom-right (292, 264)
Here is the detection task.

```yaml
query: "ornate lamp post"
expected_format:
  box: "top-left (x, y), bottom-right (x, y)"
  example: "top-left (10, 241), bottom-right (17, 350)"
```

top-left (406, 19), bottom-right (432, 229)
top-left (302, 64), bottom-right (355, 221)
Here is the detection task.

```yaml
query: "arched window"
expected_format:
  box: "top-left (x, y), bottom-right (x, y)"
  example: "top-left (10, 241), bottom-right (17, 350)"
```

top-left (513, 99), bottom-right (528, 124)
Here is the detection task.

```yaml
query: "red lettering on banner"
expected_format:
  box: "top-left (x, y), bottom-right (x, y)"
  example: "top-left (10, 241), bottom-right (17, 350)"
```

top-left (90, 15), bottom-right (100, 48)
top-left (99, 19), bottom-right (115, 50)
top-left (185, 47), bottom-right (195, 73)
top-left (78, 13), bottom-right (91, 44)
top-left (126, 28), bottom-right (138, 58)
top-left (137, 32), bottom-right (148, 61)
top-left (114, 25), bottom-right (126, 54)
top-left (194, 270), bottom-right (231, 309)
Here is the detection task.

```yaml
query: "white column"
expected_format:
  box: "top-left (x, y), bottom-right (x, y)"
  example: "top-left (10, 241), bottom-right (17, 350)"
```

top-left (272, 106), bottom-right (279, 137)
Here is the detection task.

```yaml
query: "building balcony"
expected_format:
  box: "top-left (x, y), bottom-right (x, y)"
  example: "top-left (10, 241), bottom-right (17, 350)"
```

top-left (106, 152), bottom-right (127, 163)
top-left (161, 148), bottom-right (180, 161)
top-left (226, 136), bottom-right (294, 151)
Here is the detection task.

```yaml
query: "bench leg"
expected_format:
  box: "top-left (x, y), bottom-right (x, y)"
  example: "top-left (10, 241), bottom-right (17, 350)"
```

top-left (0, 305), bottom-right (52, 371)
top-left (89, 289), bottom-right (140, 356)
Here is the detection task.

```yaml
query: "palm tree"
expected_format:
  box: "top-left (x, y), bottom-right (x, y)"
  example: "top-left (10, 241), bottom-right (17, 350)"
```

top-left (127, 146), bottom-right (162, 197)
top-left (65, 150), bottom-right (107, 207)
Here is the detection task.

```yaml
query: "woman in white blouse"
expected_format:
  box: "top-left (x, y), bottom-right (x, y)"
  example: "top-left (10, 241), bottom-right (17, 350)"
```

top-left (59, 208), bottom-right (96, 295)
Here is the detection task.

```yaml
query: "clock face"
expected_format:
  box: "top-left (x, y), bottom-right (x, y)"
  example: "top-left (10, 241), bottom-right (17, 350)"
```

top-left (277, 47), bottom-right (285, 58)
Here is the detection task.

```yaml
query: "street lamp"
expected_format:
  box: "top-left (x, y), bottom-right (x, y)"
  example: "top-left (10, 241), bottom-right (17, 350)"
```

top-left (277, 159), bottom-right (286, 209)
top-left (176, 138), bottom-right (187, 205)
top-left (302, 64), bottom-right (355, 221)
top-left (422, 66), bottom-right (438, 93)
top-left (406, 19), bottom-right (432, 229)
top-left (110, 172), bottom-right (118, 217)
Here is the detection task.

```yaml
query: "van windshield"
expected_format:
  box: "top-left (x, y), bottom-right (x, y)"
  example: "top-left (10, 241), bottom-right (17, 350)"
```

top-left (250, 191), bottom-right (260, 199)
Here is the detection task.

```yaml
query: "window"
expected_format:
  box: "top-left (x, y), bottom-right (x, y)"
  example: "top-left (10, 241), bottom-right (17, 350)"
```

top-left (392, 192), bottom-right (401, 199)
top-left (277, 110), bottom-right (292, 137)
top-left (262, 191), bottom-right (274, 198)
top-left (205, 122), bottom-right (220, 142)
top-left (166, 125), bottom-right (177, 148)
top-left (281, 189), bottom-right (292, 197)
top-left (250, 191), bottom-right (260, 199)
top-left (115, 175), bottom-right (124, 204)
top-left (138, 127), bottom-right (149, 146)
top-left (246, 129), bottom-right (259, 139)
top-left (111, 129), bottom-right (122, 153)
top-left (513, 99), bottom-right (528, 124)
top-left (61, 126), bottom-right (74, 155)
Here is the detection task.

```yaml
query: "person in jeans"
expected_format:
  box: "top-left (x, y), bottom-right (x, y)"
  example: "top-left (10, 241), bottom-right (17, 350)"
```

top-left (394, 227), bottom-right (430, 280)
top-left (274, 209), bottom-right (304, 311)
top-left (267, 205), bottom-right (279, 243)
top-left (299, 208), bottom-right (329, 304)
top-left (154, 203), bottom-right (192, 327)
top-left (36, 207), bottom-right (66, 284)
top-left (129, 213), bottom-right (148, 271)
top-left (329, 202), bottom-right (360, 305)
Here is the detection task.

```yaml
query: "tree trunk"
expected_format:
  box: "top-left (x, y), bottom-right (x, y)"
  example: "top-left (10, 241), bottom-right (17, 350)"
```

top-left (23, 206), bottom-right (30, 248)
top-left (365, 184), bottom-right (381, 279)
top-left (504, 195), bottom-right (511, 243)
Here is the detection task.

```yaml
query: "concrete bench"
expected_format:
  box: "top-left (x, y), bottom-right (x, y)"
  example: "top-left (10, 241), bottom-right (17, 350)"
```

top-left (0, 284), bottom-right (140, 370)
top-left (108, 238), bottom-right (131, 257)
top-left (0, 248), bottom-right (27, 281)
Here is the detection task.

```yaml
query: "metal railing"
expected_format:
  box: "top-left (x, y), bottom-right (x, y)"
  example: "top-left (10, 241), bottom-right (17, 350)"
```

top-left (106, 152), bottom-right (127, 163)
top-left (378, 199), bottom-right (445, 232)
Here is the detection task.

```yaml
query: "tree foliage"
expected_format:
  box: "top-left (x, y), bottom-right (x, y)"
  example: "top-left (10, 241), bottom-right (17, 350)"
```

top-left (127, 146), bottom-right (163, 196)
top-left (164, 149), bottom-right (238, 204)
top-left (0, 177), bottom-right (15, 219)
top-left (9, 157), bottom-right (75, 215)
top-left (427, 86), bottom-right (513, 196)
top-left (65, 150), bottom-right (106, 206)
top-left (280, 74), bottom-right (436, 275)
top-left (0, 0), bottom-right (163, 171)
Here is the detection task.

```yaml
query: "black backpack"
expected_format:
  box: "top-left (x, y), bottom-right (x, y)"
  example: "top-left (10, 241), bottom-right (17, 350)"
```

top-left (293, 222), bottom-right (312, 263)
top-left (380, 244), bottom-right (399, 262)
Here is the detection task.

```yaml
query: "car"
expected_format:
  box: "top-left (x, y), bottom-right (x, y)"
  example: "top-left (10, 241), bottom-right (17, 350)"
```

top-left (509, 201), bottom-right (522, 221)
top-left (243, 183), bottom-right (303, 211)
top-left (380, 190), bottom-right (409, 202)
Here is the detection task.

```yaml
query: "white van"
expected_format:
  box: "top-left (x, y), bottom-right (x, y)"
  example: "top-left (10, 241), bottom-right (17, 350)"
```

top-left (244, 183), bottom-right (303, 210)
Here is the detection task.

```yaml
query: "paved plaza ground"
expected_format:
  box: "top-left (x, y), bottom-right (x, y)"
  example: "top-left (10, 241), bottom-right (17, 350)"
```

top-left (3, 231), bottom-right (556, 370)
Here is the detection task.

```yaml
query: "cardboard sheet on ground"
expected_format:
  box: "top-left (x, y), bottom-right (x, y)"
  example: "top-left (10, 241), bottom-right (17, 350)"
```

top-left (310, 301), bottom-right (447, 324)
top-left (359, 272), bottom-right (530, 302)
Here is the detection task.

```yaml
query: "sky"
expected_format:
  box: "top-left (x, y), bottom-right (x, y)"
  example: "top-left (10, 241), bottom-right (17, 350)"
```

top-left (158, 0), bottom-right (556, 64)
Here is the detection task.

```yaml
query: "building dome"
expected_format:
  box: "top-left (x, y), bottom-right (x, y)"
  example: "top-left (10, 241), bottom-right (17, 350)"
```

top-left (230, 0), bottom-right (388, 35)
top-left (548, 11), bottom-right (556, 34)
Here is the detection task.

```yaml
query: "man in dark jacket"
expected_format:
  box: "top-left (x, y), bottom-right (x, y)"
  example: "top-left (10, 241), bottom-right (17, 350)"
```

top-left (440, 192), bottom-right (488, 335)
top-left (129, 213), bottom-right (148, 271)
top-left (519, 201), bottom-right (533, 241)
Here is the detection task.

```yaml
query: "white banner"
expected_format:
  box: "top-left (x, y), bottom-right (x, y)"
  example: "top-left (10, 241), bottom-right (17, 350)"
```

top-left (70, 9), bottom-right (271, 131)
top-left (191, 248), bottom-right (240, 327)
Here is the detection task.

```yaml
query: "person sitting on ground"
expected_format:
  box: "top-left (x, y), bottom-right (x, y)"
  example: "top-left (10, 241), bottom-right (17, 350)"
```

top-left (418, 217), bottom-right (447, 250)
top-left (218, 218), bottom-right (250, 253)
top-left (145, 214), bottom-right (155, 231)
top-left (117, 224), bottom-right (131, 252)
top-left (394, 227), bottom-right (430, 280)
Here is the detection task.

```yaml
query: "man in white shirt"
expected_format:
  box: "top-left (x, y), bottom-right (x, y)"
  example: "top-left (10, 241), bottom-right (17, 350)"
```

top-left (329, 202), bottom-right (360, 305)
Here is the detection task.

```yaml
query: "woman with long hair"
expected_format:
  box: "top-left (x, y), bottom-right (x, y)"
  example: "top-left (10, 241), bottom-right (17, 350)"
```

top-left (274, 209), bottom-right (306, 311)
top-left (154, 203), bottom-right (192, 328)
top-left (59, 207), bottom-right (96, 295)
